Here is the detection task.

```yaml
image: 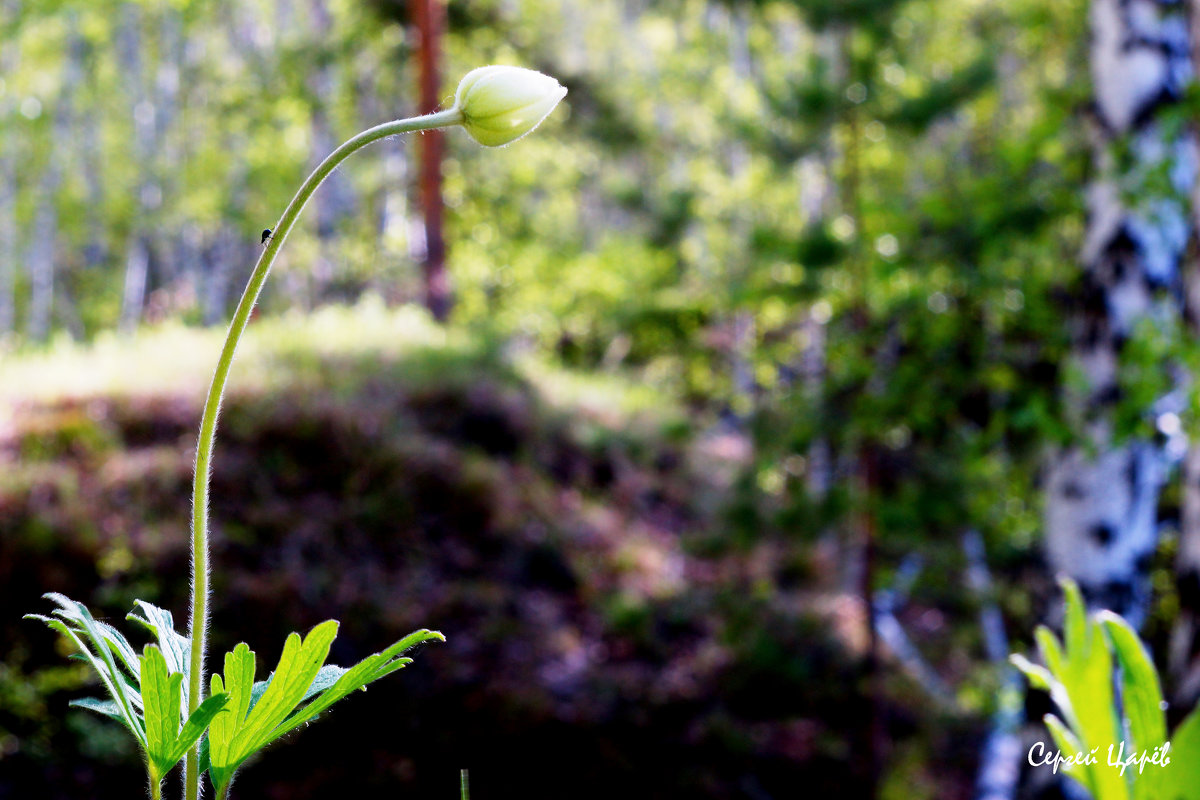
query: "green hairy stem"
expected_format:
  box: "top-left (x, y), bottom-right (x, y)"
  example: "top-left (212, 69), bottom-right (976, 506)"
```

top-left (184, 108), bottom-right (464, 800)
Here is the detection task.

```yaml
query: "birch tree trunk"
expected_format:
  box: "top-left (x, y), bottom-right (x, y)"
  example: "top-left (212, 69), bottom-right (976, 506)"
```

top-left (149, 9), bottom-right (182, 295)
top-left (0, 2), bottom-right (20, 336)
top-left (0, 118), bottom-right (16, 337)
top-left (27, 23), bottom-right (84, 341)
top-left (1043, 0), bottom-right (1194, 626)
top-left (117, 5), bottom-right (152, 333)
top-left (1172, 0), bottom-right (1200, 708)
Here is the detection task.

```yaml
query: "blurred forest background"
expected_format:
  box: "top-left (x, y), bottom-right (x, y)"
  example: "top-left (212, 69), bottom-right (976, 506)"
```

top-left (5, 0), bottom-right (1200, 798)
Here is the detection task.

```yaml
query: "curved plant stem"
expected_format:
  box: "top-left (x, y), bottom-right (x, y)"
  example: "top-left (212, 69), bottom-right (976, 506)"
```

top-left (183, 108), bottom-right (464, 800)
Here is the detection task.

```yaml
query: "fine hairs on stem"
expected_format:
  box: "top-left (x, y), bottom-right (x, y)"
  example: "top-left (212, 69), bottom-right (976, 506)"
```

top-left (182, 107), bottom-right (463, 800)
top-left (183, 65), bottom-right (567, 800)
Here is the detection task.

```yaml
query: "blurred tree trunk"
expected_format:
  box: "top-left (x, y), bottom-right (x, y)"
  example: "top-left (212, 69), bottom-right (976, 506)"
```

top-left (117, 5), bottom-right (153, 333)
top-left (357, 52), bottom-right (413, 301)
top-left (0, 1), bottom-right (15, 336)
top-left (0, 103), bottom-right (15, 337)
top-left (411, 0), bottom-right (450, 321)
top-left (79, 75), bottom-right (108, 273)
top-left (1173, 0), bottom-right (1200, 707)
top-left (204, 155), bottom-right (248, 324)
top-left (1043, 0), bottom-right (1193, 625)
top-left (309, 0), bottom-right (356, 306)
top-left (728, 6), bottom-right (756, 417)
top-left (26, 119), bottom-right (60, 342)
top-left (1177, 439), bottom-right (1200, 703)
top-left (150, 10), bottom-right (183, 297)
top-left (27, 22), bottom-right (84, 341)
top-left (212, 0), bottom-right (275, 320)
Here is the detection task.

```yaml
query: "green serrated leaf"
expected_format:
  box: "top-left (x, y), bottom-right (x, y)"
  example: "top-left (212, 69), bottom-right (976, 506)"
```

top-left (206, 624), bottom-right (442, 796)
top-left (1045, 713), bottom-right (1099, 798)
top-left (27, 594), bottom-right (213, 790)
top-left (1021, 626), bottom-right (1077, 733)
top-left (247, 663), bottom-right (351, 713)
top-left (209, 642), bottom-right (257, 790)
top-left (128, 601), bottom-right (191, 688)
top-left (1013, 580), bottom-right (1194, 800)
top-left (199, 729), bottom-right (211, 777)
top-left (94, 619), bottom-right (142, 682)
top-left (138, 642), bottom-right (229, 779)
top-left (1099, 611), bottom-right (1167, 800)
top-left (303, 664), bottom-right (350, 702)
top-left (140, 644), bottom-right (184, 778)
top-left (25, 596), bottom-right (147, 748)
top-left (1161, 706), bottom-right (1200, 800)
top-left (1035, 625), bottom-right (1065, 676)
top-left (1010, 653), bottom-right (1052, 691)
top-left (1025, 580), bottom-right (1128, 800)
top-left (1061, 577), bottom-right (1089, 658)
top-left (237, 621), bottom-right (338, 755)
top-left (370, 657), bottom-right (415, 683)
top-left (164, 691), bottom-right (230, 767)
top-left (69, 696), bottom-right (124, 722)
top-left (1071, 627), bottom-right (1127, 800)
top-left (272, 629), bottom-right (443, 741)
top-left (380, 628), bottom-right (446, 661)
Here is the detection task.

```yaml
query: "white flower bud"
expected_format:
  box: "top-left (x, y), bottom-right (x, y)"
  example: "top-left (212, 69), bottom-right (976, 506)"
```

top-left (453, 65), bottom-right (567, 147)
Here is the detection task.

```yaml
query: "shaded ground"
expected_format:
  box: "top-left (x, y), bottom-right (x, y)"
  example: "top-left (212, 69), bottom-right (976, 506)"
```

top-left (0, 308), bottom-right (979, 799)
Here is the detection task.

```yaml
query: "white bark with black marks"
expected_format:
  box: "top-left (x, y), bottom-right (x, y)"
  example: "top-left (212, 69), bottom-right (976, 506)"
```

top-left (1170, 0), bottom-right (1200, 708)
top-left (1044, 0), bottom-right (1195, 625)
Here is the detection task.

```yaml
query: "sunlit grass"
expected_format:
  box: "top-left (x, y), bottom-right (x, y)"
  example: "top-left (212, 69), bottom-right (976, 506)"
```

top-left (0, 296), bottom-right (682, 434)
top-left (0, 297), bottom-right (443, 402)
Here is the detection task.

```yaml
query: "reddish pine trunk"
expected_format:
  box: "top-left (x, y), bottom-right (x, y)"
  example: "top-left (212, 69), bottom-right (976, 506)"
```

top-left (412, 0), bottom-right (450, 321)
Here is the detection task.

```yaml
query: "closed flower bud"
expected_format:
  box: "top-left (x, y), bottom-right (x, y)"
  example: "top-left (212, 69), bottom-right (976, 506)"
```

top-left (453, 65), bottom-right (567, 147)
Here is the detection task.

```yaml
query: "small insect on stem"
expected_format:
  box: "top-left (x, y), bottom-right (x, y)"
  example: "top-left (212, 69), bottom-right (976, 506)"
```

top-left (261, 228), bottom-right (273, 246)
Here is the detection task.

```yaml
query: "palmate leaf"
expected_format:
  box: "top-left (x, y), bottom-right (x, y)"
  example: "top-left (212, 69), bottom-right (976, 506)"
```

top-left (28, 594), bottom-right (443, 795)
top-left (265, 628), bottom-right (443, 740)
top-left (25, 594), bottom-right (229, 784)
top-left (25, 593), bottom-right (147, 748)
top-left (69, 696), bottom-right (125, 721)
top-left (207, 622), bottom-right (444, 795)
top-left (1044, 713), bottom-right (1099, 799)
top-left (140, 644), bottom-right (230, 781)
top-left (1098, 611), bottom-right (1168, 800)
top-left (1012, 579), bottom-right (1196, 800)
top-left (1161, 706), bottom-right (1200, 800)
top-left (1034, 580), bottom-right (1128, 800)
top-left (247, 664), bottom-right (349, 712)
top-left (129, 600), bottom-right (192, 711)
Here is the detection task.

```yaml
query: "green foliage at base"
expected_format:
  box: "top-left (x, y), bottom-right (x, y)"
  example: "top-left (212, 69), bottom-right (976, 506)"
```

top-left (26, 594), bottom-right (442, 798)
top-left (1012, 578), bottom-right (1200, 800)
top-left (24, 594), bottom-right (228, 790)
top-left (207, 623), bottom-right (443, 796)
